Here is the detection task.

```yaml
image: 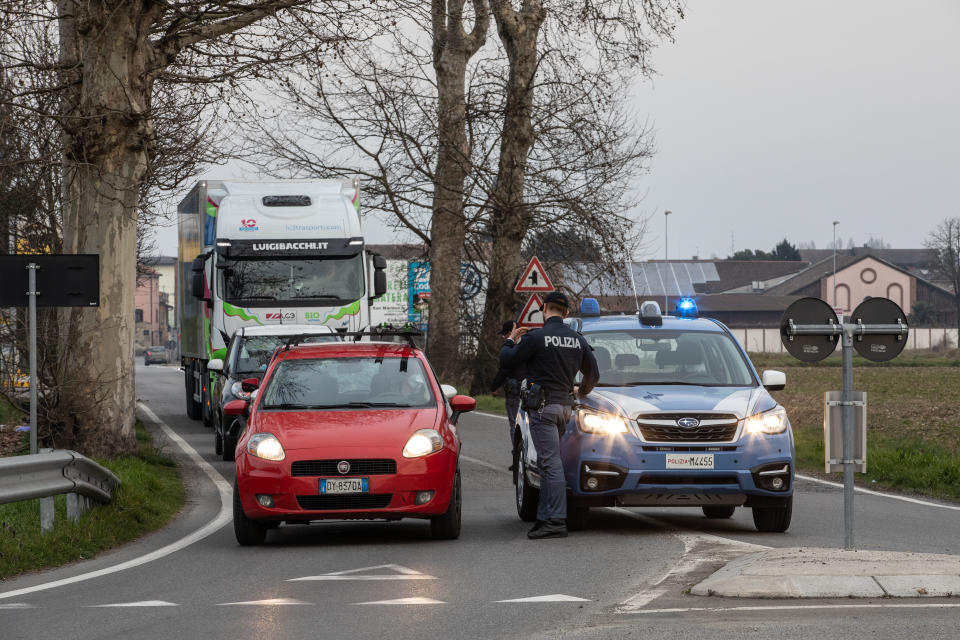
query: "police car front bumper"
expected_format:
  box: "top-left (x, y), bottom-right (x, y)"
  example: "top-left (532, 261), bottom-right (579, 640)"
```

top-left (562, 431), bottom-right (794, 508)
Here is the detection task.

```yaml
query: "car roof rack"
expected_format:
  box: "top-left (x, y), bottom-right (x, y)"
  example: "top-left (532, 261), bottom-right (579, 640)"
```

top-left (282, 324), bottom-right (424, 351)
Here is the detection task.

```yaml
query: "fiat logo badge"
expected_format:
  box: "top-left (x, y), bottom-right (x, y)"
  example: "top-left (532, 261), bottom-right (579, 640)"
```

top-left (337, 460), bottom-right (351, 475)
top-left (677, 417), bottom-right (700, 428)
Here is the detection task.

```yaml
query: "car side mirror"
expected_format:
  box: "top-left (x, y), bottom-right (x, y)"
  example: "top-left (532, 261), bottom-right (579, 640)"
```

top-left (440, 384), bottom-right (457, 400)
top-left (224, 399), bottom-right (248, 416)
top-left (449, 394), bottom-right (476, 424)
top-left (241, 377), bottom-right (259, 393)
top-left (761, 370), bottom-right (786, 391)
top-left (207, 358), bottom-right (224, 373)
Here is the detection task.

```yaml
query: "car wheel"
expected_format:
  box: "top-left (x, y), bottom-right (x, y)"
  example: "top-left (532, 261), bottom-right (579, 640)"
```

top-left (201, 379), bottom-right (213, 427)
top-left (752, 496), bottom-right (792, 533)
top-left (144, 360), bottom-right (150, 366)
top-left (430, 467), bottom-right (461, 540)
top-left (221, 420), bottom-right (239, 462)
top-left (514, 444), bottom-right (539, 523)
top-left (233, 482), bottom-right (267, 546)
top-left (702, 505), bottom-right (736, 519)
top-left (214, 428), bottom-right (223, 456)
top-left (185, 363), bottom-right (202, 420)
top-left (567, 505), bottom-right (590, 531)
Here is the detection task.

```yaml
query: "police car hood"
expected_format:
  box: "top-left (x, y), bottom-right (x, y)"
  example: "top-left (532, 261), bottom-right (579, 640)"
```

top-left (589, 385), bottom-right (771, 420)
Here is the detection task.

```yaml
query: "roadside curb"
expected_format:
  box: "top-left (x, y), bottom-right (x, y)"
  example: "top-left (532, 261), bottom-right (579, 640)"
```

top-left (691, 547), bottom-right (960, 599)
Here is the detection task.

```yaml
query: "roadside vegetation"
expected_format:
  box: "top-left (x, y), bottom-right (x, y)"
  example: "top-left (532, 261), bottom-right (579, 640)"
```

top-left (0, 397), bottom-right (27, 456)
top-left (471, 353), bottom-right (960, 503)
top-left (0, 423), bottom-right (184, 580)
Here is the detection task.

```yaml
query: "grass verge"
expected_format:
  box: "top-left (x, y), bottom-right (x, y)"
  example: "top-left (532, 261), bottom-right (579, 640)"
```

top-left (0, 422), bottom-right (185, 580)
top-left (472, 394), bottom-right (507, 415)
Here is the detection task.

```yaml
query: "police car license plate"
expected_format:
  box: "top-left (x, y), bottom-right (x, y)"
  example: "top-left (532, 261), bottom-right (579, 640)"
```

top-left (320, 478), bottom-right (369, 494)
top-left (665, 454), bottom-right (714, 470)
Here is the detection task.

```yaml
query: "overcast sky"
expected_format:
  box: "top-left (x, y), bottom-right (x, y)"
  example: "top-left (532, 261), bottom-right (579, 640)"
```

top-left (152, 0), bottom-right (960, 261)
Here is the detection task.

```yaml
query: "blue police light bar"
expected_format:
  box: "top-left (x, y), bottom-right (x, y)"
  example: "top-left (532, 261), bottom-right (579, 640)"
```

top-left (580, 297), bottom-right (600, 317)
top-left (675, 297), bottom-right (698, 317)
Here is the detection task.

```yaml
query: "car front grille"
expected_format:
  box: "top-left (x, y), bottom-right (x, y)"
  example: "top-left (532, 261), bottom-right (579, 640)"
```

top-left (635, 413), bottom-right (739, 442)
top-left (296, 494), bottom-right (393, 510)
top-left (291, 459), bottom-right (397, 477)
top-left (638, 474), bottom-right (739, 486)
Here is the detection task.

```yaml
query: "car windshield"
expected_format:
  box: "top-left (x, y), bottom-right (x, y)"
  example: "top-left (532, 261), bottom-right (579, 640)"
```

top-left (260, 356), bottom-right (435, 409)
top-left (584, 329), bottom-right (755, 387)
top-left (234, 335), bottom-right (338, 375)
top-left (218, 255), bottom-right (364, 305)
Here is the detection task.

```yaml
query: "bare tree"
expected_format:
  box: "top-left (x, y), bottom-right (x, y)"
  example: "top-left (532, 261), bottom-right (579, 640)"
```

top-left (926, 218), bottom-right (960, 335)
top-left (1, 1), bottom-right (370, 456)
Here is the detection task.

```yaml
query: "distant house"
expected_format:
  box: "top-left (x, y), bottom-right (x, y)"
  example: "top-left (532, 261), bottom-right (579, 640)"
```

top-left (135, 268), bottom-right (169, 350)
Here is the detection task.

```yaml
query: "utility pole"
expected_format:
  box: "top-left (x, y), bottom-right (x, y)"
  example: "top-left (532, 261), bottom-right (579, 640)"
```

top-left (664, 210), bottom-right (672, 310)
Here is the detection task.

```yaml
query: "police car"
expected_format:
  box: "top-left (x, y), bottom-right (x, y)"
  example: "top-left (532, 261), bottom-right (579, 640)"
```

top-left (513, 298), bottom-right (794, 533)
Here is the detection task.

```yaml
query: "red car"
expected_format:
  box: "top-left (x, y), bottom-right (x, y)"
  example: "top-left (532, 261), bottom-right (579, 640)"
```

top-left (226, 337), bottom-right (476, 545)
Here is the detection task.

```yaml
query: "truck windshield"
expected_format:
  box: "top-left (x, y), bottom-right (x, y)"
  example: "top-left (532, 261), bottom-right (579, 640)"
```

top-left (584, 330), bottom-right (756, 388)
top-left (260, 356), bottom-right (435, 409)
top-left (218, 255), bottom-right (364, 305)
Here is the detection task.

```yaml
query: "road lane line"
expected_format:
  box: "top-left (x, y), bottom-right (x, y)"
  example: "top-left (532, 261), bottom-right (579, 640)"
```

top-left (461, 454), bottom-right (508, 473)
top-left (626, 603), bottom-right (960, 614)
top-left (0, 404), bottom-right (232, 601)
top-left (474, 411), bottom-right (507, 420)
top-left (796, 474), bottom-right (960, 512)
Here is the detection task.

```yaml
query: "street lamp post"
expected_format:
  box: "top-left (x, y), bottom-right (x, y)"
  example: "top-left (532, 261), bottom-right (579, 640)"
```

top-left (833, 221), bottom-right (839, 309)
top-left (664, 210), bottom-right (672, 310)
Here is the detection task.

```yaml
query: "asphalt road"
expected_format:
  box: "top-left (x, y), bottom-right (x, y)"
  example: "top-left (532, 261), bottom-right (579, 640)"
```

top-left (1, 364), bottom-right (958, 639)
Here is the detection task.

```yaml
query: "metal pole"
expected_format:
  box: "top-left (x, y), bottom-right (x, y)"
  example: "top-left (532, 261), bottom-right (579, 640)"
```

top-left (841, 327), bottom-right (855, 549)
top-left (27, 263), bottom-right (38, 455)
top-left (832, 221), bottom-right (839, 308)
top-left (664, 210), bottom-right (671, 310)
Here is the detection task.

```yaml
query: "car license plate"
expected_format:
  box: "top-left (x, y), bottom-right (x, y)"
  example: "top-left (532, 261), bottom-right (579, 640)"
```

top-left (666, 454), bottom-right (714, 469)
top-left (319, 478), bottom-right (369, 494)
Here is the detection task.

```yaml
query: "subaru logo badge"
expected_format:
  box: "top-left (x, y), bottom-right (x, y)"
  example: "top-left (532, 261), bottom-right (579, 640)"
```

top-left (337, 460), bottom-right (351, 475)
top-left (677, 417), bottom-right (700, 428)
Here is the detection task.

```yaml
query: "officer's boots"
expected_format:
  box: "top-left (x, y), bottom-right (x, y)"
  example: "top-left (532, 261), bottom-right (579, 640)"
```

top-left (527, 518), bottom-right (568, 539)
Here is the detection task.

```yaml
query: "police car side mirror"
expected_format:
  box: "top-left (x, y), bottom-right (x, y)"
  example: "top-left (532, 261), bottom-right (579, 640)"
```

top-left (761, 370), bottom-right (786, 391)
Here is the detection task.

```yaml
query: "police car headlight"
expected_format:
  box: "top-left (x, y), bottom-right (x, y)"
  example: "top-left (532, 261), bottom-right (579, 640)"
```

top-left (247, 433), bottom-right (285, 461)
top-left (578, 409), bottom-right (629, 435)
top-left (744, 407), bottom-right (788, 435)
top-left (403, 429), bottom-right (443, 458)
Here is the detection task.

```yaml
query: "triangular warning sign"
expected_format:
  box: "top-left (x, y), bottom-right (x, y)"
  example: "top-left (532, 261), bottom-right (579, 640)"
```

top-left (515, 256), bottom-right (555, 293)
top-left (517, 294), bottom-right (544, 328)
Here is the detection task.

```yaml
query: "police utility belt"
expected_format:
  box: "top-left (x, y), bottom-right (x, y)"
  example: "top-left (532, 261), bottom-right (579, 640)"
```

top-left (505, 378), bottom-right (521, 397)
top-left (521, 381), bottom-right (575, 412)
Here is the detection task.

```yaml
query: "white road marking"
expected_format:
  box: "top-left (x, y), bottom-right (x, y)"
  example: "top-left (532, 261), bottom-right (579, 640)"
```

top-left (0, 603), bottom-right (34, 609)
top-left (496, 594), bottom-right (590, 603)
top-left (219, 598), bottom-right (310, 606)
top-left (627, 603), bottom-right (960, 614)
top-left (0, 404), bottom-right (232, 601)
top-left (289, 564), bottom-right (435, 581)
top-left (474, 411), bottom-right (507, 421)
top-left (90, 600), bottom-right (179, 607)
top-left (461, 454), bottom-right (507, 473)
top-left (796, 473), bottom-right (960, 512)
top-left (352, 597), bottom-right (446, 605)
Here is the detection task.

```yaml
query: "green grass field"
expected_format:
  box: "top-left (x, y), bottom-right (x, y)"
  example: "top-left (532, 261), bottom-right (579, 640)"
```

top-left (0, 423), bottom-right (185, 579)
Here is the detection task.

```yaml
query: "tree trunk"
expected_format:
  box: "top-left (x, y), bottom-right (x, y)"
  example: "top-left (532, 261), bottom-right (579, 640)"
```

top-left (58, 0), bottom-right (158, 456)
top-left (427, 0), bottom-right (488, 381)
top-left (471, 1), bottom-right (545, 394)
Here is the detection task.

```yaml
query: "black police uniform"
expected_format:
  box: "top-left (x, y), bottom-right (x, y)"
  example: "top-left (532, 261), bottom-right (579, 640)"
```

top-left (499, 310), bottom-right (599, 536)
top-left (489, 355), bottom-right (523, 440)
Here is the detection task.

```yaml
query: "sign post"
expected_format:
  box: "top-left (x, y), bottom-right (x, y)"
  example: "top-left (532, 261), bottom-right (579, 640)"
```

top-left (780, 296), bottom-right (908, 550)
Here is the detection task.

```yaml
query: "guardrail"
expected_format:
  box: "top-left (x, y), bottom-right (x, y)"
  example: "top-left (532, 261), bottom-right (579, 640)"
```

top-left (0, 450), bottom-right (121, 531)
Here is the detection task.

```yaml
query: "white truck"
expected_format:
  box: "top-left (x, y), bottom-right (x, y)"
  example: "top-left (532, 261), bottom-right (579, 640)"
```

top-left (177, 179), bottom-right (386, 423)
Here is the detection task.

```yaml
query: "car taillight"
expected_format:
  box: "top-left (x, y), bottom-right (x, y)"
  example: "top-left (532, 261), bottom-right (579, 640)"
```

top-left (147, 351), bottom-right (152, 356)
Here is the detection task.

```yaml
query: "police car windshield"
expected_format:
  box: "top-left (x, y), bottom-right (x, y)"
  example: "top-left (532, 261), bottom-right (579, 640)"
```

top-left (584, 330), bottom-right (755, 387)
top-left (260, 356), bottom-right (435, 409)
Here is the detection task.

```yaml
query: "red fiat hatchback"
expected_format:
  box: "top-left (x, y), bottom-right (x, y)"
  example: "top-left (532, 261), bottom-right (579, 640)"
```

top-left (227, 337), bottom-right (475, 545)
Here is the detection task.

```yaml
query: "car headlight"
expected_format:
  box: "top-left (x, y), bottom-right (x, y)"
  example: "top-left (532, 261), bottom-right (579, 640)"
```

top-left (247, 433), bottom-right (285, 461)
top-left (402, 429), bottom-right (443, 458)
top-left (744, 407), bottom-right (788, 435)
top-left (577, 409), bottom-right (629, 435)
top-left (231, 381), bottom-right (252, 400)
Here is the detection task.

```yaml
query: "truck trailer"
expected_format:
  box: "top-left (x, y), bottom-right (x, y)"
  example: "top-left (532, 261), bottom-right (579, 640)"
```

top-left (177, 179), bottom-right (386, 423)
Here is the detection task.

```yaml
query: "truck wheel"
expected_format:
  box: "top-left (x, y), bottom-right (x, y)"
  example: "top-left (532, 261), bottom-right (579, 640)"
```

top-left (185, 363), bottom-right (202, 420)
top-left (430, 468), bottom-right (461, 540)
top-left (703, 505), bottom-right (736, 519)
top-left (233, 482), bottom-right (267, 546)
top-left (514, 445), bottom-right (539, 523)
top-left (752, 496), bottom-right (792, 533)
top-left (567, 505), bottom-right (590, 531)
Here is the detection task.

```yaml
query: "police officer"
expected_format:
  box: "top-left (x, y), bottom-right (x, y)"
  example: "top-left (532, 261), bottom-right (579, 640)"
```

top-left (489, 320), bottom-right (523, 448)
top-left (500, 291), bottom-right (599, 539)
